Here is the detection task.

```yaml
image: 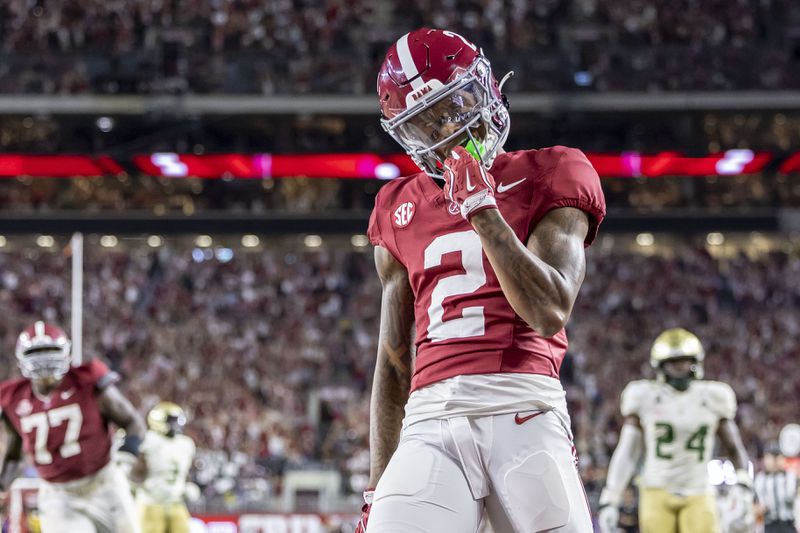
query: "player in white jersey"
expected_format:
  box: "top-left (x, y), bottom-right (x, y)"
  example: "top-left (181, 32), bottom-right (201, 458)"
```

top-left (598, 328), bottom-right (754, 533)
top-left (136, 402), bottom-right (195, 533)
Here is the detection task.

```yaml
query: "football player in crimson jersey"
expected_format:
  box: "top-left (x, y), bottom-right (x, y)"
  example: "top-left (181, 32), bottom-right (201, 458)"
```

top-left (0, 321), bottom-right (146, 533)
top-left (357, 29), bottom-right (606, 533)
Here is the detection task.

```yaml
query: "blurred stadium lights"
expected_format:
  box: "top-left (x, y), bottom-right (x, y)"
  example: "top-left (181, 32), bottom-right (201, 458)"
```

top-left (96, 117), bottom-right (114, 132)
top-left (636, 233), bottom-right (655, 247)
top-left (147, 235), bottom-right (163, 247)
top-left (215, 248), bottom-right (234, 262)
top-left (241, 235), bottom-right (260, 248)
top-left (706, 232), bottom-right (725, 246)
top-left (350, 235), bottom-right (369, 247)
top-left (374, 163), bottom-right (401, 180)
top-left (304, 235), bottom-right (323, 248)
top-left (36, 235), bottom-right (55, 248)
top-left (195, 235), bottom-right (213, 247)
top-left (573, 71), bottom-right (593, 87)
top-left (99, 235), bottom-right (118, 248)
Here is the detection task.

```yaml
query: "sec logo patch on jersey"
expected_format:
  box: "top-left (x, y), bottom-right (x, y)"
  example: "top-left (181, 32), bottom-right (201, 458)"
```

top-left (15, 399), bottom-right (32, 416)
top-left (393, 201), bottom-right (415, 228)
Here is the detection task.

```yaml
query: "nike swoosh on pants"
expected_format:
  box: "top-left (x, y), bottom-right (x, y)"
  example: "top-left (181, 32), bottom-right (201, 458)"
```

top-left (514, 411), bottom-right (546, 425)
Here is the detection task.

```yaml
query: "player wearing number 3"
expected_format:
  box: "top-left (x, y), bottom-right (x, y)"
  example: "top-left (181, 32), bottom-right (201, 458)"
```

top-left (0, 321), bottom-right (145, 533)
top-left (598, 328), bottom-right (754, 533)
top-left (357, 28), bottom-right (606, 532)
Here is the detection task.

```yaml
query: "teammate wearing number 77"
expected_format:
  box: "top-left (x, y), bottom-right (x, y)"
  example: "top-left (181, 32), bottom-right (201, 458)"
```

top-left (598, 328), bottom-right (754, 533)
top-left (357, 28), bottom-right (606, 533)
top-left (0, 321), bottom-right (145, 533)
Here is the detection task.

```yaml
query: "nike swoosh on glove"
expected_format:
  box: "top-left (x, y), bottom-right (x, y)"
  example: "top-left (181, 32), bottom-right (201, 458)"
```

top-left (443, 146), bottom-right (498, 221)
top-left (354, 489), bottom-right (374, 533)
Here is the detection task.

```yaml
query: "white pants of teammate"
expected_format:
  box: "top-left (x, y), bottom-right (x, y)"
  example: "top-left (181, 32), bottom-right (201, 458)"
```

top-left (367, 410), bottom-right (592, 533)
top-left (38, 462), bottom-right (140, 533)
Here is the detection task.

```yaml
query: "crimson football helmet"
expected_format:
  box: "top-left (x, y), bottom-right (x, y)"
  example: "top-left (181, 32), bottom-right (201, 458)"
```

top-left (15, 321), bottom-right (72, 381)
top-left (377, 28), bottom-right (511, 178)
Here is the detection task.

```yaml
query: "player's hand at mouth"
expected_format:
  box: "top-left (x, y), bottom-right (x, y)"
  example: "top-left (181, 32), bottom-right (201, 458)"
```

top-left (443, 146), bottom-right (498, 221)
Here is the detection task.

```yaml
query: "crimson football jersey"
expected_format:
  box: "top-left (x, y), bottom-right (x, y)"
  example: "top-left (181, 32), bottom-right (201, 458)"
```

top-left (0, 359), bottom-right (119, 483)
top-left (368, 146), bottom-right (606, 391)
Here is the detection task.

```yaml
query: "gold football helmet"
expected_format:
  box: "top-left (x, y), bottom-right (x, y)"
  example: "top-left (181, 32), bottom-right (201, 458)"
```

top-left (650, 328), bottom-right (705, 379)
top-left (147, 401), bottom-right (187, 437)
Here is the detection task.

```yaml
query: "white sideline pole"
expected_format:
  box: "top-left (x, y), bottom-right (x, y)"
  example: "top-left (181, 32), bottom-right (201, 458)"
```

top-left (70, 232), bottom-right (83, 366)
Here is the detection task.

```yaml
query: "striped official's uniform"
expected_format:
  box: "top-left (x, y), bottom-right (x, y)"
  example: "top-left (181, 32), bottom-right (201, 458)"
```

top-left (755, 469), bottom-right (797, 533)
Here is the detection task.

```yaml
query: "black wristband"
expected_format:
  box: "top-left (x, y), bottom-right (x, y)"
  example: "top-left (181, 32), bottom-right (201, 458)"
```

top-left (119, 434), bottom-right (142, 456)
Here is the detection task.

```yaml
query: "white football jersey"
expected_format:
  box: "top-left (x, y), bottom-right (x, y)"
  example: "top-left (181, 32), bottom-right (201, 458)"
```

top-left (137, 430), bottom-right (196, 504)
top-left (621, 379), bottom-right (737, 495)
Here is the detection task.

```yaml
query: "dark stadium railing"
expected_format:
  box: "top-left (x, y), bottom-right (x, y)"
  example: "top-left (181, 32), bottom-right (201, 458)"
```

top-left (0, 209), bottom-right (783, 235)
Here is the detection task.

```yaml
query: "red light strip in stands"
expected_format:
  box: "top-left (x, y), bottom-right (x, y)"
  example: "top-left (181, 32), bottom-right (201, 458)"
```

top-left (779, 152), bottom-right (800, 174)
top-left (133, 151), bottom-right (774, 179)
top-left (0, 150), bottom-right (782, 178)
top-left (132, 153), bottom-right (265, 179)
top-left (588, 150), bottom-right (772, 177)
top-left (0, 155), bottom-right (124, 177)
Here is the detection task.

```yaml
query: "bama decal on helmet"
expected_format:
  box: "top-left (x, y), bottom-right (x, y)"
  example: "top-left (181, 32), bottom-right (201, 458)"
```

top-left (406, 79), bottom-right (444, 108)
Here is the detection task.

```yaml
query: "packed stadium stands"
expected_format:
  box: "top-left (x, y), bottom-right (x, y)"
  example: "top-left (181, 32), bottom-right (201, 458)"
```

top-left (0, 235), bottom-right (796, 513)
top-left (3, 2), bottom-right (800, 531)
top-left (2, 171), bottom-right (800, 215)
top-left (1, 0), bottom-right (799, 94)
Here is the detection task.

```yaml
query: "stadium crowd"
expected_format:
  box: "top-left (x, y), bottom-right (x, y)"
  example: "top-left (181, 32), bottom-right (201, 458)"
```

top-left (0, 237), bottom-right (797, 512)
top-left (1, 0), bottom-right (798, 94)
top-left (2, 171), bottom-right (800, 214)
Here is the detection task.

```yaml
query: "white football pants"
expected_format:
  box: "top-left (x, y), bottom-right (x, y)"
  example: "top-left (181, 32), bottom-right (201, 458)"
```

top-left (367, 410), bottom-right (592, 533)
top-left (38, 462), bottom-right (140, 533)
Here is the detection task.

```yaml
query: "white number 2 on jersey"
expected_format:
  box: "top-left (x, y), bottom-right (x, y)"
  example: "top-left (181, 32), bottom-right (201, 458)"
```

top-left (20, 404), bottom-right (83, 465)
top-left (424, 231), bottom-right (487, 342)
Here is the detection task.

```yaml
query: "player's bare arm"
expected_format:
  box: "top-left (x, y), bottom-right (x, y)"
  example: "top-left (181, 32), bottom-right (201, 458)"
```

top-left (470, 206), bottom-right (589, 337)
top-left (604, 414), bottom-right (644, 488)
top-left (598, 414), bottom-right (644, 532)
top-left (0, 417), bottom-right (22, 491)
top-left (98, 384), bottom-right (146, 439)
top-left (98, 383), bottom-right (147, 479)
top-left (367, 245), bottom-right (415, 488)
top-left (718, 418), bottom-right (751, 474)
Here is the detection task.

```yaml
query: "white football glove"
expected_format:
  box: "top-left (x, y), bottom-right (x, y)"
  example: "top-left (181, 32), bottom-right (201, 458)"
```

top-left (597, 504), bottom-right (620, 533)
top-left (727, 471), bottom-right (756, 533)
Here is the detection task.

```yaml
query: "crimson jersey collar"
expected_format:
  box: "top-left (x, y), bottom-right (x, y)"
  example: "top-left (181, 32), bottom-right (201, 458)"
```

top-left (30, 373), bottom-right (74, 404)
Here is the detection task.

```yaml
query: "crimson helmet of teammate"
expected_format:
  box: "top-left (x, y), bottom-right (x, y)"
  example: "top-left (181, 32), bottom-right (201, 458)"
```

top-left (377, 28), bottom-right (511, 178)
top-left (15, 321), bottom-right (72, 380)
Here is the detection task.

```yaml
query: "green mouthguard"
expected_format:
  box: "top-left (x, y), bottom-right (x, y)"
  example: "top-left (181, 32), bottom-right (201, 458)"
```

top-left (463, 139), bottom-right (487, 160)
